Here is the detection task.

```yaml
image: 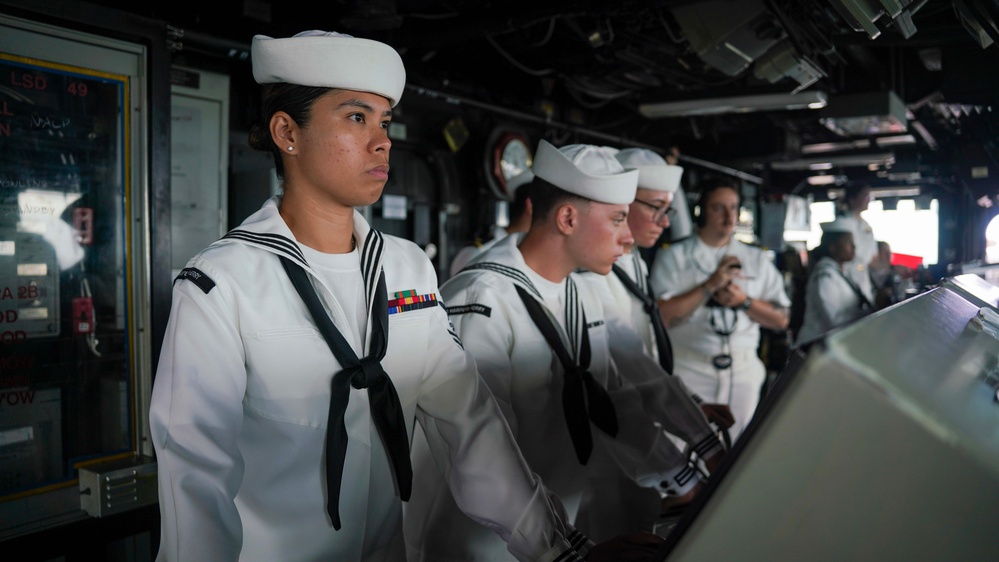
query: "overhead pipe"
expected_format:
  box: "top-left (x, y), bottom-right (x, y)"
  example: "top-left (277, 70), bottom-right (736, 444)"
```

top-left (406, 84), bottom-right (763, 184)
top-left (166, 30), bottom-right (762, 185)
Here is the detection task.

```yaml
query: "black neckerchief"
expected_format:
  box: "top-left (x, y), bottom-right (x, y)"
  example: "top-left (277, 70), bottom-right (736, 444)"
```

top-left (280, 256), bottom-right (411, 531)
top-left (463, 262), bottom-right (618, 464)
top-left (611, 257), bottom-right (674, 375)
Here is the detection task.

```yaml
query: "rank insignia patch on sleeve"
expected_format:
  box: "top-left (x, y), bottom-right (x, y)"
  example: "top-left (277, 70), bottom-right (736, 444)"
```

top-left (388, 289), bottom-right (438, 315)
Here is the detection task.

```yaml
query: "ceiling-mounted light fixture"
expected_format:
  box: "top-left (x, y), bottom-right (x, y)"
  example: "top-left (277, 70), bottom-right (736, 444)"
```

top-left (801, 140), bottom-right (872, 154)
top-left (918, 48), bottom-right (943, 71)
top-left (669, 0), bottom-right (782, 77)
top-left (874, 134), bottom-right (917, 147)
top-left (639, 91), bottom-right (827, 118)
top-left (825, 186), bottom-right (921, 200)
top-left (820, 91), bottom-right (908, 136)
top-left (753, 40), bottom-right (826, 92)
top-left (771, 152), bottom-right (895, 171)
top-left (873, 186), bottom-right (921, 198)
top-left (828, 0), bottom-right (920, 40)
top-left (807, 174), bottom-right (847, 186)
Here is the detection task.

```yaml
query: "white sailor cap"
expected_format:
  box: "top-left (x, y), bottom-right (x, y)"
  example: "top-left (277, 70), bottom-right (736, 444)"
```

top-left (614, 148), bottom-right (684, 193)
top-left (251, 30), bottom-right (406, 107)
top-left (820, 218), bottom-right (854, 233)
top-left (532, 140), bottom-right (638, 205)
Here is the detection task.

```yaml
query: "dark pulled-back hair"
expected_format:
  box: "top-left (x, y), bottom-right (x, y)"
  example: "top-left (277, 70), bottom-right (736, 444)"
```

top-left (528, 176), bottom-right (590, 225)
top-left (247, 83), bottom-right (335, 179)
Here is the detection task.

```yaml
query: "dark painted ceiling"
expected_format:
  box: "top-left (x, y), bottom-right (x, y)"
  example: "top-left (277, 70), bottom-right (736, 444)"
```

top-left (78, 0), bottom-right (999, 196)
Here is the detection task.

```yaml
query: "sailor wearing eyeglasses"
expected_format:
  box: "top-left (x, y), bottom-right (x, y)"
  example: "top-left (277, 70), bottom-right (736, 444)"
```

top-left (604, 148), bottom-right (682, 370)
top-left (575, 148), bottom-right (733, 542)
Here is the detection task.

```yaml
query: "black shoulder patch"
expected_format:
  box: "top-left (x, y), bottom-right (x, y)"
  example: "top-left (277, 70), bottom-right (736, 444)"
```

top-left (176, 267), bottom-right (216, 294)
top-left (587, 320), bottom-right (605, 329)
top-left (446, 303), bottom-right (492, 317)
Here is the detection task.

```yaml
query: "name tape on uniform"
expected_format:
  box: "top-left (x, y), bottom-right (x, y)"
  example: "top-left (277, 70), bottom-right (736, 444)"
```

top-left (176, 267), bottom-right (216, 294)
top-left (445, 303), bottom-right (492, 317)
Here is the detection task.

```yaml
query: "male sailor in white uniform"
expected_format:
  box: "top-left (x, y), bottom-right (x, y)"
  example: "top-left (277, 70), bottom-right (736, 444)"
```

top-left (650, 177), bottom-right (790, 441)
top-left (404, 140), bottom-right (724, 560)
top-left (575, 148), bottom-right (734, 541)
top-left (604, 148), bottom-right (683, 372)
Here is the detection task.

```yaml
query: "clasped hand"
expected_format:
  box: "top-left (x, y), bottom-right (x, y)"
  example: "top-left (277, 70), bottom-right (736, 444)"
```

top-left (707, 256), bottom-right (747, 308)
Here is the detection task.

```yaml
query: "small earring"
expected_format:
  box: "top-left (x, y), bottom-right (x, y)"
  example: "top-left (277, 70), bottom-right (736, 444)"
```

top-left (287, 146), bottom-right (294, 152)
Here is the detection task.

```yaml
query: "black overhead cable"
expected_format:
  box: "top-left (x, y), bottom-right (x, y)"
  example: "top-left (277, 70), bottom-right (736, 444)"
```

top-left (405, 83), bottom-right (763, 184)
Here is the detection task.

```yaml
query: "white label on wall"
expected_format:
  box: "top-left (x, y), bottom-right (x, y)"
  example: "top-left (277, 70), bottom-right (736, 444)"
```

top-left (382, 194), bottom-right (408, 220)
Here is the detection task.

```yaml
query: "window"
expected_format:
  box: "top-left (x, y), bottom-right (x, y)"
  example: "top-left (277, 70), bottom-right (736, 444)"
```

top-left (785, 199), bottom-right (939, 266)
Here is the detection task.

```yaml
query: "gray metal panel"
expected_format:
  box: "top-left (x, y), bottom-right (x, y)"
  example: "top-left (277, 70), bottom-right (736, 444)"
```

top-left (79, 459), bottom-right (157, 518)
top-left (0, 16), bottom-right (141, 75)
top-left (0, 12), bottom-right (158, 538)
top-left (666, 275), bottom-right (999, 561)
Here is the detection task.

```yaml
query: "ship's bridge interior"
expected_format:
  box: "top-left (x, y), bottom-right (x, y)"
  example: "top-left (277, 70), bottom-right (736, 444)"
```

top-left (1, 1), bottom-right (998, 561)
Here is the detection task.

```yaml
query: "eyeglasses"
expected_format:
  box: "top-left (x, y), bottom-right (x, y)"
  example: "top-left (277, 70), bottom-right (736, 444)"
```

top-left (634, 199), bottom-right (676, 223)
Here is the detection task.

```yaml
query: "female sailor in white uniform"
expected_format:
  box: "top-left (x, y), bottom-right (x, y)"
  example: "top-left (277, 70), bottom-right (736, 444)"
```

top-left (149, 30), bottom-right (593, 562)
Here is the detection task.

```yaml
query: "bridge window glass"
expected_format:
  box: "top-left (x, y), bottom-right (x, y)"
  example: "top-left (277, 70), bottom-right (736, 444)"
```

top-left (984, 215), bottom-right (999, 264)
top-left (785, 198), bottom-right (939, 266)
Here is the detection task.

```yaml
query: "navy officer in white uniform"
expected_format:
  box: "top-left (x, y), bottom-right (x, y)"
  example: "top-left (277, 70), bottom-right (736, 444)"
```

top-left (835, 183), bottom-right (878, 304)
top-left (149, 30), bottom-right (606, 562)
top-left (650, 176), bottom-right (790, 440)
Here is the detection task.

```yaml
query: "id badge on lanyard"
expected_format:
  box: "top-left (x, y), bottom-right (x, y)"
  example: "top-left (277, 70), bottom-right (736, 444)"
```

top-left (710, 307), bottom-right (736, 371)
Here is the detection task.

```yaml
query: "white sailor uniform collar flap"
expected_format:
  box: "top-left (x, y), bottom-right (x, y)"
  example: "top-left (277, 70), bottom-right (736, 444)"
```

top-left (218, 195), bottom-right (386, 345)
top-left (625, 250), bottom-right (649, 295)
top-left (461, 235), bottom-right (586, 362)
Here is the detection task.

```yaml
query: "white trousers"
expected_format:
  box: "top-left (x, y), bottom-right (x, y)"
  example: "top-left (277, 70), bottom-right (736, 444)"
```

top-left (673, 347), bottom-right (766, 441)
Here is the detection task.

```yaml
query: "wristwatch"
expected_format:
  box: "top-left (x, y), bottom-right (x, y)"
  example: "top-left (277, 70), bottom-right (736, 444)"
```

top-left (739, 297), bottom-right (753, 311)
